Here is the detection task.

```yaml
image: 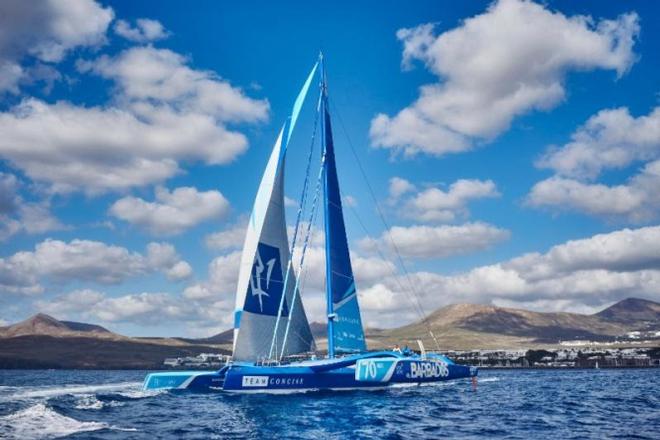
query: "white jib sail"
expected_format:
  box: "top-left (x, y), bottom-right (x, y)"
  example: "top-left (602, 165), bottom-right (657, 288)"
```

top-left (232, 63), bottom-right (318, 361)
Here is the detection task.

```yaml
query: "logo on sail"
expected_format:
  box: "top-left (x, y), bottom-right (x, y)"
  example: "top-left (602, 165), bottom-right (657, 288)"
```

top-left (250, 251), bottom-right (276, 312)
top-left (245, 242), bottom-right (287, 316)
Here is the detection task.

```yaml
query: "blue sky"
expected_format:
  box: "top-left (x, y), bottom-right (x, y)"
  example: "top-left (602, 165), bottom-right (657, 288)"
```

top-left (1, 0), bottom-right (659, 337)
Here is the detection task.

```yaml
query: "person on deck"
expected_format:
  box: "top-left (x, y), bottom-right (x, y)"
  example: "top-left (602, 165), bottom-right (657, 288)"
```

top-left (393, 344), bottom-right (402, 353)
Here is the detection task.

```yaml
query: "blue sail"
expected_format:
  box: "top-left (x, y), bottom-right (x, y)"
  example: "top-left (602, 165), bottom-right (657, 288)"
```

top-left (323, 103), bottom-right (367, 355)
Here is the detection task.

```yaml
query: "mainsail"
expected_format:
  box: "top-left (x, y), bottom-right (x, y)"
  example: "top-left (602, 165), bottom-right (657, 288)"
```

top-left (232, 63), bottom-right (318, 362)
top-left (322, 93), bottom-right (367, 356)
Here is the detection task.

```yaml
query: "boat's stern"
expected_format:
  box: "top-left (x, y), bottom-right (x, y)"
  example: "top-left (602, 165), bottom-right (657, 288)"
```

top-left (142, 369), bottom-right (226, 391)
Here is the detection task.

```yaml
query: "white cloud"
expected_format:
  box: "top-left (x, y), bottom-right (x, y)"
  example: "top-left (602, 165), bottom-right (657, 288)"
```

top-left (0, 239), bottom-right (191, 295)
top-left (0, 47), bottom-right (268, 194)
top-left (110, 186), bottom-right (230, 235)
top-left (357, 225), bottom-right (660, 326)
top-left (36, 287), bottom-right (235, 331)
top-left (167, 261), bottom-right (193, 281)
top-left (537, 107), bottom-right (660, 180)
top-left (529, 107), bottom-right (660, 222)
top-left (370, 0), bottom-right (639, 157)
top-left (360, 223), bottom-right (510, 259)
top-left (145, 242), bottom-right (192, 281)
top-left (284, 196), bottom-right (298, 208)
top-left (388, 177), bottom-right (416, 200)
top-left (0, 0), bottom-right (113, 93)
top-left (395, 178), bottom-right (500, 222)
top-left (30, 227), bottom-right (660, 331)
top-left (91, 292), bottom-right (189, 323)
top-left (0, 173), bottom-right (19, 215)
top-left (85, 47), bottom-right (268, 123)
top-left (0, 172), bottom-right (63, 241)
top-left (183, 251), bottom-right (242, 301)
top-left (36, 289), bottom-right (105, 316)
top-left (527, 172), bottom-right (653, 221)
top-left (114, 18), bottom-right (169, 43)
top-left (205, 219), bottom-right (247, 251)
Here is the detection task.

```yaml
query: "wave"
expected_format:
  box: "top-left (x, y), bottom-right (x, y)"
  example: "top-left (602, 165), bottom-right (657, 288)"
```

top-left (74, 394), bottom-right (125, 410)
top-left (478, 377), bottom-right (500, 383)
top-left (0, 403), bottom-right (135, 439)
top-left (3, 381), bottom-right (142, 401)
top-left (109, 388), bottom-right (166, 400)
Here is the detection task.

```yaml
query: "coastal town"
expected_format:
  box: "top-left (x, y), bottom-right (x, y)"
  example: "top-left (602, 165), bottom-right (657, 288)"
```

top-left (160, 345), bottom-right (660, 370)
top-left (448, 345), bottom-right (660, 368)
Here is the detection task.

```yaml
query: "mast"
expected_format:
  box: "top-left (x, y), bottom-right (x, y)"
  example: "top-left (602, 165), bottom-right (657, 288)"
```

top-left (320, 53), bottom-right (336, 358)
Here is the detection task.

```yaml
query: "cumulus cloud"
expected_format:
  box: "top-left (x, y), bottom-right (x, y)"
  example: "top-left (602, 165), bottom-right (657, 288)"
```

top-left (0, 172), bottom-right (63, 241)
top-left (146, 242), bottom-right (192, 281)
top-left (0, 0), bottom-right (113, 93)
top-left (0, 173), bottom-right (19, 216)
top-left (114, 18), bottom-right (169, 43)
top-left (0, 47), bottom-right (268, 193)
top-left (36, 289), bottom-right (197, 326)
top-left (205, 219), bottom-right (247, 251)
top-left (529, 107), bottom-right (660, 221)
top-left (388, 177), bottom-right (416, 200)
top-left (537, 107), bottom-right (660, 180)
top-left (284, 196), bottom-right (298, 208)
top-left (370, 0), bottom-right (639, 157)
top-left (360, 223), bottom-right (510, 259)
top-left (0, 239), bottom-right (191, 295)
top-left (183, 251), bottom-right (242, 301)
top-left (390, 177), bottom-right (500, 222)
top-left (110, 186), bottom-right (230, 235)
top-left (84, 47), bottom-right (269, 123)
top-left (358, 225), bottom-right (660, 327)
top-left (181, 251), bottom-right (242, 331)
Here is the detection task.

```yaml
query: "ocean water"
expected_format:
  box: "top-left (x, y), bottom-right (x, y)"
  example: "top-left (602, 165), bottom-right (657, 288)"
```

top-left (0, 369), bottom-right (658, 439)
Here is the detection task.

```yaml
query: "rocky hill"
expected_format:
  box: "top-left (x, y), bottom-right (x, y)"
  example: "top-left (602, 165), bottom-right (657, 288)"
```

top-left (0, 313), bottom-right (120, 339)
top-left (368, 298), bottom-right (659, 350)
top-left (594, 297), bottom-right (660, 326)
top-left (0, 314), bottom-right (229, 369)
top-left (1, 298), bottom-right (657, 368)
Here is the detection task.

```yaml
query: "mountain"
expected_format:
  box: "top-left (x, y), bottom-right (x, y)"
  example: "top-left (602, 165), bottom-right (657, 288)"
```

top-left (594, 297), bottom-right (660, 326)
top-left (0, 313), bottom-right (117, 339)
top-left (0, 314), bottom-right (228, 369)
top-left (1, 298), bottom-right (657, 368)
top-left (368, 298), bottom-right (659, 350)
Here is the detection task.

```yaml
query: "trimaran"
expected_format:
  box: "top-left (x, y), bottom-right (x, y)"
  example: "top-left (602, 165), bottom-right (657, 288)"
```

top-left (143, 55), bottom-right (477, 393)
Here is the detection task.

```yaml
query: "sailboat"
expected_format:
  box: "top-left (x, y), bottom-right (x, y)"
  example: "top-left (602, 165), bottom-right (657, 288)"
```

top-left (143, 55), bottom-right (477, 393)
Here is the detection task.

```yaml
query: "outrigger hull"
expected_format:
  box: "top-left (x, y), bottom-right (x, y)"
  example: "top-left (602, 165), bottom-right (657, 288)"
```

top-left (143, 352), bottom-right (477, 393)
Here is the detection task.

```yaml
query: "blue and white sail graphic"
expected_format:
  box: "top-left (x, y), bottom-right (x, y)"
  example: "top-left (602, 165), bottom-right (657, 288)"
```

top-left (323, 104), bottom-right (367, 354)
top-left (232, 63), bottom-right (318, 362)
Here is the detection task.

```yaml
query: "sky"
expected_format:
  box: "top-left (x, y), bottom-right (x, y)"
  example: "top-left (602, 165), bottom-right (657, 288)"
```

top-left (1, 0), bottom-right (659, 337)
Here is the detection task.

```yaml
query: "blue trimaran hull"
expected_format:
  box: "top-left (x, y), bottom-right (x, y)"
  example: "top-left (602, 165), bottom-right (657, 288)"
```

top-left (143, 351), bottom-right (477, 393)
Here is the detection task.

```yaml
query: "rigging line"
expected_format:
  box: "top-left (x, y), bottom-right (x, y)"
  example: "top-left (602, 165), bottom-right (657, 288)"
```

top-left (296, 198), bottom-right (322, 354)
top-left (268, 90), bottom-right (322, 360)
top-left (345, 202), bottom-right (427, 324)
top-left (285, 218), bottom-right (322, 354)
top-left (329, 100), bottom-right (441, 351)
top-left (280, 144), bottom-right (326, 360)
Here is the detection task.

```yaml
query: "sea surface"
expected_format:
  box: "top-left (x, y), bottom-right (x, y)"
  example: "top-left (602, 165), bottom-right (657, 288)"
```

top-left (0, 368), bottom-right (658, 439)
